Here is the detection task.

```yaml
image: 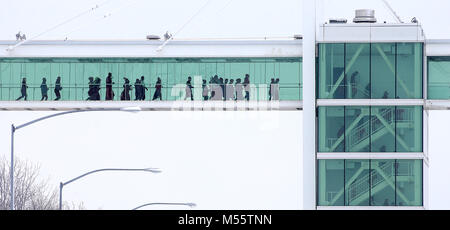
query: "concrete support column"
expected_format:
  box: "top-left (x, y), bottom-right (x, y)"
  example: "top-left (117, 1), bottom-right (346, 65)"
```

top-left (302, 0), bottom-right (317, 210)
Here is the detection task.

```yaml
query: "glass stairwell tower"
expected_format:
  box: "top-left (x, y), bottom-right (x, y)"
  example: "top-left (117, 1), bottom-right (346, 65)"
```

top-left (315, 22), bottom-right (427, 209)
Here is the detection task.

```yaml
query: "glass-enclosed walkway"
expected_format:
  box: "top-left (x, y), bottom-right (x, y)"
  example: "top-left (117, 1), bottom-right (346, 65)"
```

top-left (0, 57), bottom-right (302, 101)
top-left (428, 56), bottom-right (450, 99)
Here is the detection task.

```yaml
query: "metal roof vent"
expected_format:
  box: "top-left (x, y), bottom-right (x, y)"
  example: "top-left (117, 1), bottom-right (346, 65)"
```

top-left (353, 9), bottom-right (377, 23)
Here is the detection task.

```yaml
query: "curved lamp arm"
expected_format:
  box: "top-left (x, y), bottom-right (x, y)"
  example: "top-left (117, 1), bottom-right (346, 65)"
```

top-left (59, 167), bottom-right (160, 210)
top-left (62, 167), bottom-right (161, 187)
top-left (132, 202), bottom-right (196, 210)
top-left (15, 107), bottom-right (141, 131)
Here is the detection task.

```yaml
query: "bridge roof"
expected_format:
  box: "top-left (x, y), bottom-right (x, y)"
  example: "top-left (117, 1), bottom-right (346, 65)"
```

top-left (0, 39), bottom-right (303, 58)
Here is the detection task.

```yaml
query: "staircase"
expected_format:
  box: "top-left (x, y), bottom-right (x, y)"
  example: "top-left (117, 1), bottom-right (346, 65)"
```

top-left (346, 109), bottom-right (395, 152)
top-left (325, 160), bottom-right (415, 206)
top-left (346, 160), bottom-right (416, 206)
top-left (328, 107), bottom-right (414, 152)
top-left (346, 161), bottom-right (394, 205)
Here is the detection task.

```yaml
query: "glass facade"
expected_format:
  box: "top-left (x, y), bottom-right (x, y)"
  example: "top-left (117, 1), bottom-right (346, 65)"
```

top-left (0, 57), bottom-right (302, 101)
top-left (318, 106), bottom-right (422, 153)
top-left (317, 41), bottom-right (424, 207)
top-left (318, 43), bottom-right (423, 99)
top-left (428, 56), bottom-right (450, 99)
top-left (317, 159), bottom-right (423, 206)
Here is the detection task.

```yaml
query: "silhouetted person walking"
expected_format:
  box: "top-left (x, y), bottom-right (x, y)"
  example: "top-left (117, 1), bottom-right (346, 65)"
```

top-left (235, 78), bottom-right (244, 100)
top-left (226, 79), bottom-right (235, 100)
top-left (202, 79), bottom-right (209, 100)
top-left (105, 72), bottom-right (115, 100)
top-left (152, 77), bottom-right (162, 100)
top-left (87, 77), bottom-right (94, 100)
top-left (272, 78), bottom-right (280, 100)
top-left (40, 77), bottom-right (48, 101)
top-left (92, 77), bottom-right (101, 100)
top-left (209, 75), bottom-right (219, 100)
top-left (140, 76), bottom-right (148, 100)
top-left (120, 77), bottom-right (132, 101)
top-left (16, 77), bottom-right (28, 101)
top-left (223, 79), bottom-right (228, 100)
top-left (185, 76), bottom-right (193, 100)
top-left (219, 77), bottom-right (225, 100)
top-left (269, 78), bottom-right (275, 100)
top-left (244, 74), bottom-right (250, 101)
top-left (134, 78), bottom-right (142, 100)
top-left (54, 76), bottom-right (62, 101)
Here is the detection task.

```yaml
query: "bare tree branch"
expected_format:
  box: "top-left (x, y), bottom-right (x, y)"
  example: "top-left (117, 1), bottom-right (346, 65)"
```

top-left (0, 156), bottom-right (84, 210)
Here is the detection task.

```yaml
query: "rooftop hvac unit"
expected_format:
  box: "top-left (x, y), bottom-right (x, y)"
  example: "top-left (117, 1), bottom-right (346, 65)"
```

top-left (353, 9), bottom-right (377, 23)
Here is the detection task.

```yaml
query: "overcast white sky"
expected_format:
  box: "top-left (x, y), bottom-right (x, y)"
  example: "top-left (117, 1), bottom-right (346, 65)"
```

top-left (1, 0), bottom-right (450, 210)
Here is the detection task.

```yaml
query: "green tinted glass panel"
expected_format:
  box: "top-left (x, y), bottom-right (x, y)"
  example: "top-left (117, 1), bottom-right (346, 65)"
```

top-left (396, 160), bottom-right (422, 206)
top-left (317, 159), bottom-right (423, 207)
top-left (345, 106), bottom-right (370, 152)
top-left (317, 159), bottom-right (345, 206)
top-left (370, 159), bottom-right (396, 206)
top-left (371, 106), bottom-right (396, 152)
top-left (396, 43), bottom-right (422, 99)
top-left (345, 44), bottom-right (370, 99)
top-left (396, 106), bottom-right (422, 152)
top-left (318, 106), bottom-right (345, 152)
top-left (371, 43), bottom-right (396, 99)
top-left (345, 159), bottom-right (370, 206)
top-left (318, 43), bottom-right (345, 99)
top-left (318, 106), bottom-right (422, 153)
top-left (318, 43), bottom-right (422, 100)
top-left (0, 57), bottom-right (302, 101)
top-left (428, 56), bottom-right (450, 99)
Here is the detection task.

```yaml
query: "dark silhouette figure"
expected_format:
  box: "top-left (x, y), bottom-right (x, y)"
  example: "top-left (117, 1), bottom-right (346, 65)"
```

top-left (350, 71), bottom-right (359, 98)
top-left (105, 72), bottom-right (115, 100)
top-left (244, 74), bottom-right (250, 101)
top-left (120, 77), bottom-right (132, 101)
top-left (202, 79), bottom-right (209, 100)
top-left (210, 75), bottom-right (219, 99)
top-left (382, 91), bottom-right (389, 99)
top-left (134, 79), bottom-right (142, 100)
top-left (219, 77), bottom-right (224, 100)
top-left (54, 76), bottom-right (62, 101)
top-left (152, 77), bottom-right (162, 100)
top-left (226, 79), bottom-right (235, 100)
top-left (16, 78), bottom-right (28, 101)
top-left (235, 78), bottom-right (244, 100)
top-left (223, 79), bottom-right (228, 100)
top-left (92, 77), bottom-right (101, 100)
top-left (185, 76), bottom-right (193, 101)
top-left (140, 76), bottom-right (148, 100)
top-left (273, 78), bottom-right (280, 100)
top-left (269, 78), bottom-right (275, 100)
top-left (40, 77), bottom-right (48, 101)
top-left (87, 77), bottom-right (94, 100)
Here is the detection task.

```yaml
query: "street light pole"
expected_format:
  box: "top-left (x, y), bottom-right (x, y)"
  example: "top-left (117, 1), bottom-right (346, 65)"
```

top-left (59, 167), bottom-right (161, 210)
top-left (10, 124), bottom-right (15, 211)
top-left (10, 107), bottom-right (141, 210)
top-left (132, 202), bottom-right (196, 210)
